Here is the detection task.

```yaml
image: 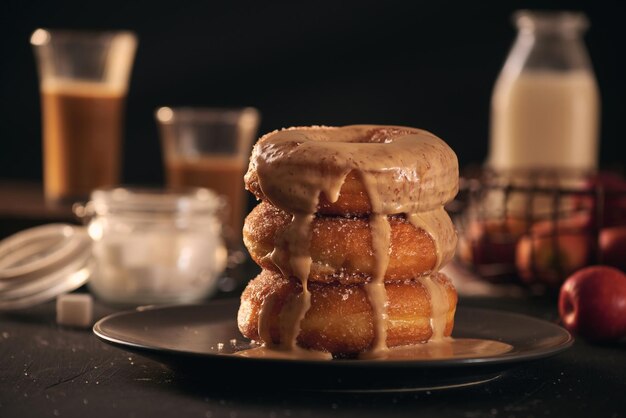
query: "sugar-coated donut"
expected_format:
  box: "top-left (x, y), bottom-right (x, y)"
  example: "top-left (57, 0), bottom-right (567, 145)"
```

top-left (244, 202), bottom-right (457, 283)
top-left (244, 125), bottom-right (459, 215)
top-left (238, 124), bottom-right (460, 358)
top-left (238, 270), bottom-right (458, 356)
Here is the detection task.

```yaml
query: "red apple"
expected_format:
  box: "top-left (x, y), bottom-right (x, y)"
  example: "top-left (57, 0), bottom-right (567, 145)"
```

top-left (599, 226), bottom-right (626, 271)
top-left (516, 233), bottom-right (592, 287)
top-left (559, 265), bottom-right (626, 341)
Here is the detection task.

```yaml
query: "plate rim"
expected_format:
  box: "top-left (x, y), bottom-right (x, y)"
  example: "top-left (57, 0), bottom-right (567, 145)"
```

top-left (93, 301), bottom-right (574, 368)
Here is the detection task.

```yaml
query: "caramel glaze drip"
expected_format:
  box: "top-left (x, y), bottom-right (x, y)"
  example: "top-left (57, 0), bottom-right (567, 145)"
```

top-left (358, 172), bottom-right (392, 358)
top-left (407, 209), bottom-right (458, 340)
top-left (250, 125), bottom-right (459, 357)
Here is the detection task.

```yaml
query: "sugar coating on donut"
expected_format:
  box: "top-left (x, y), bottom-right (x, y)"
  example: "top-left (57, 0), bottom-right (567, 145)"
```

top-left (243, 201), bottom-right (458, 283)
top-left (238, 270), bottom-right (458, 355)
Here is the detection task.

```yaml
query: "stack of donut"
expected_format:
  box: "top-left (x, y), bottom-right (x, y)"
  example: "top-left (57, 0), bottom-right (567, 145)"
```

top-left (238, 125), bottom-right (459, 358)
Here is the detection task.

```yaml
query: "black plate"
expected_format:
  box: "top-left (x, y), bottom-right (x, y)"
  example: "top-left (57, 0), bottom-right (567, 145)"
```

top-left (93, 299), bottom-right (573, 392)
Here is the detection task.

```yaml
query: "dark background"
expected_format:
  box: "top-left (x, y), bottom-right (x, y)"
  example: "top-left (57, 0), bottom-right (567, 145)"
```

top-left (1, 0), bottom-right (624, 191)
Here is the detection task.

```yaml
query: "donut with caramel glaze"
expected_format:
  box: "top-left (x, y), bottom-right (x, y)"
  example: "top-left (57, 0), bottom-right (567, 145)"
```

top-left (244, 201), bottom-right (457, 283)
top-left (244, 125), bottom-right (459, 216)
top-left (238, 270), bottom-right (458, 356)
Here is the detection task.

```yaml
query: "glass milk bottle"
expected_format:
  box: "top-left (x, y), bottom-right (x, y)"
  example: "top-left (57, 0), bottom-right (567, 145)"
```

top-left (488, 11), bottom-right (600, 173)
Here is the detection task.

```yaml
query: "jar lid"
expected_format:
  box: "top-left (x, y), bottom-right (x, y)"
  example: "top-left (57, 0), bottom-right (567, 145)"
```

top-left (88, 187), bottom-right (225, 216)
top-left (0, 224), bottom-right (92, 310)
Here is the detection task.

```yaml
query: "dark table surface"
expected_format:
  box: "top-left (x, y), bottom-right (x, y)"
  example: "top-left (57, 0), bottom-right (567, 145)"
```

top-left (0, 180), bottom-right (78, 240)
top-left (1, 291), bottom-right (625, 418)
top-left (1, 180), bottom-right (625, 417)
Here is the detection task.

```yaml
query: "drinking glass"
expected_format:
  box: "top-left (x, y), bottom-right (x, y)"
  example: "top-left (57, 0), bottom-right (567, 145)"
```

top-left (31, 28), bottom-right (137, 202)
top-left (155, 107), bottom-right (260, 256)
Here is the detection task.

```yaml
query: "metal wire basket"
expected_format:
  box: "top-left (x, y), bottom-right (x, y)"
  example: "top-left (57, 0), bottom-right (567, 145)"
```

top-left (450, 168), bottom-right (626, 289)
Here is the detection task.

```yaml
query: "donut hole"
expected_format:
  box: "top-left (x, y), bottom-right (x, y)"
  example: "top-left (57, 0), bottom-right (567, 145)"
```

top-left (366, 127), bottom-right (420, 144)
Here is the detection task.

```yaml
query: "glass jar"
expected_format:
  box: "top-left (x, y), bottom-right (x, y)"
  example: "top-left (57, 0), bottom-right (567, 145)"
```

top-left (488, 10), bottom-right (600, 173)
top-left (81, 187), bottom-right (227, 305)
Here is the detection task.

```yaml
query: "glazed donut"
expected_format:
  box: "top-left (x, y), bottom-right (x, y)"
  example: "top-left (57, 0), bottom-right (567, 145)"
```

top-left (238, 270), bottom-right (458, 356)
top-left (244, 125), bottom-right (459, 215)
top-left (244, 201), bottom-right (457, 283)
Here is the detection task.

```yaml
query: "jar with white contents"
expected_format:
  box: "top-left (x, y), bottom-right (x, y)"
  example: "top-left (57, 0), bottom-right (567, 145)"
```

top-left (82, 187), bottom-right (227, 305)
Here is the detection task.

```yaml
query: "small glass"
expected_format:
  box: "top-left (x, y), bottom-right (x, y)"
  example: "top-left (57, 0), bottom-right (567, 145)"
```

top-left (155, 107), bottom-right (260, 250)
top-left (31, 28), bottom-right (138, 202)
top-left (79, 187), bottom-right (227, 305)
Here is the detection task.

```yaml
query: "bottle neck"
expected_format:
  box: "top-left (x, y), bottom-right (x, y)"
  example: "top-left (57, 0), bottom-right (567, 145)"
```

top-left (512, 28), bottom-right (592, 72)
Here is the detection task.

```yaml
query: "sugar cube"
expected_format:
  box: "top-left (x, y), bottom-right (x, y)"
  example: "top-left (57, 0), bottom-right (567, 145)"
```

top-left (56, 293), bottom-right (93, 327)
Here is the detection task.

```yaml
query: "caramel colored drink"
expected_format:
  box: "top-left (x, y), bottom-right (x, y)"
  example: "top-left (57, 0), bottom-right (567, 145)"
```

top-left (156, 106), bottom-right (259, 252)
top-left (31, 28), bottom-right (137, 202)
top-left (42, 81), bottom-right (125, 201)
top-left (166, 156), bottom-right (247, 240)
